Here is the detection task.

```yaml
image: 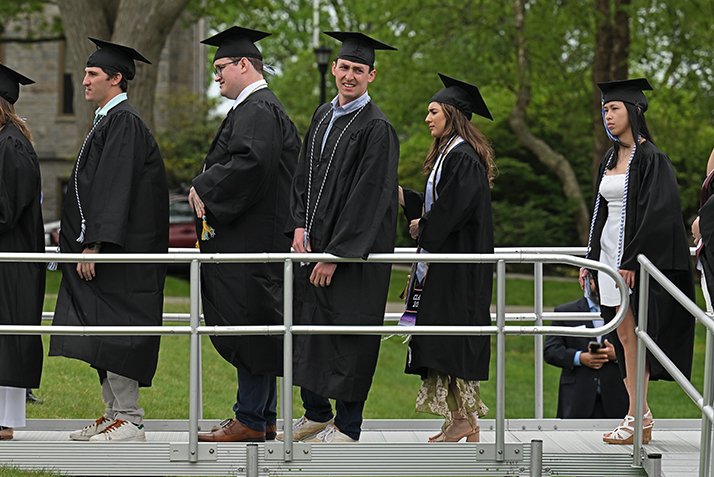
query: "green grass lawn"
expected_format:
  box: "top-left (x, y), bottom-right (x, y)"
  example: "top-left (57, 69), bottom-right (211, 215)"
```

top-left (4, 268), bottom-right (709, 477)
top-left (31, 267), bottom-right (708, 421)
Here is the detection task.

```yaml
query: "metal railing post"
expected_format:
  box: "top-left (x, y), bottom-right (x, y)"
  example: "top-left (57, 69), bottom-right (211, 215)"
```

top-left (246, 443), bottom-right (259, 477)
top-left (633, 264), bottom-right (650, 468)
top-left (496, 259), bottom-right (506, 461)
top-left (282, 259), bottom-right (294, 462)
top-left (534, 262), bottom-right (544, 419)
top-left (700, 328), bottom-right (714, 477)
top-left (188, 259), bottom-right (201, 463)
top-left (530, 439), bottom-right (543, 477)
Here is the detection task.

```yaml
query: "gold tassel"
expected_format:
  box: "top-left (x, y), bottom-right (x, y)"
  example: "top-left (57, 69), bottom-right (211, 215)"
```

top-left (200, 215), bottom-right (215, 241)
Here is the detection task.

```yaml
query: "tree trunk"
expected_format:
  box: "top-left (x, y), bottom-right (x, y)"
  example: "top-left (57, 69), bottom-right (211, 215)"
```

top-left (509, 0), bottom-right (591, 245)
top-left (591, 0), bottom-right (630, 182)
top-left (57, 0), bottom-right (190, 149)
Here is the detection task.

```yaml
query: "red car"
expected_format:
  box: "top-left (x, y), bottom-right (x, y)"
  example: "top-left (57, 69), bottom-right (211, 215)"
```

top-left (45, 195), bottom-right (198, 249)
top-left (168, 195), bottom-right (198, 249)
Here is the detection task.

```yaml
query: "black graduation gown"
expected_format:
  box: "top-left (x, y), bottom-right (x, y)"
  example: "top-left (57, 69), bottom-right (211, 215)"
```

top-left (49, 101), bottom-right (169, 387)
top-left (286, 100), bottom-right (399, 402)
top-left (697, 171), bottom-right (714, 303)
top-left (0, 123), bottom-right (45, 389)
top-left (544, 298), bottom-right (629, 419)
top-left (401, 142), bottom-right (493, 381)
top-left (192, 88), bottom-right (299, 376)
top-left (588, 141), bottom-right (695, 381)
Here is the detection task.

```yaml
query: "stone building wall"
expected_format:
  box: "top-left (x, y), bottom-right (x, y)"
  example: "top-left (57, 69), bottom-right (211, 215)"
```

top-left (2, 7), bottom-right (206, 221)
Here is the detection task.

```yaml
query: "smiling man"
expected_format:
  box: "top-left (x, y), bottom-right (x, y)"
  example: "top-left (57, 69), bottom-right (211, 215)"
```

top-left (50, 38), bottom-right (169, 442)
top-left (282, 31), bottom-right (399, 443)
top-left (189, 26), bottom-right (300, 443)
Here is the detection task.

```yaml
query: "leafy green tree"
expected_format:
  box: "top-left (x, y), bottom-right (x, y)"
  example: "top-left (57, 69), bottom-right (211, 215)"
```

top-left (155, 91), bottom-right (222, 191)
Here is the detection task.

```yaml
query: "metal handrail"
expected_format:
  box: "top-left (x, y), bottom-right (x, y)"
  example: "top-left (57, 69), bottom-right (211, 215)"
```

top-left (0, 249), bottom-right (629, 465)
top-left (635, 254), bottom-right (713, 476)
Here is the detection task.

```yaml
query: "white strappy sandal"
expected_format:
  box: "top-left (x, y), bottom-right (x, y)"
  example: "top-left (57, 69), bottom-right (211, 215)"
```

top-left (603, 411), bottom-right (653, 444)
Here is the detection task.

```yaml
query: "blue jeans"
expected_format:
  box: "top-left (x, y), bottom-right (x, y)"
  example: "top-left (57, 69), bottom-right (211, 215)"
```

top-left (233, 369), bottom-right (277, 433)
top-left (301, 388), bottom-right (364, 440)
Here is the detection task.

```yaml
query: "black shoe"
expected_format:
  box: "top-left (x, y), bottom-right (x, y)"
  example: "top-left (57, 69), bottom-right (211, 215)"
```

top-left (26, 391), bottom-right (43, 405)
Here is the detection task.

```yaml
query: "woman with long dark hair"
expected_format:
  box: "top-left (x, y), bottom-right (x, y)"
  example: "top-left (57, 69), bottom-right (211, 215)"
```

top-left (0, 63), bottom-right (45, 441)
top-left (398, 74), bottom-right (495, 443)
top-left (581, 78), bottom-right (695, 444)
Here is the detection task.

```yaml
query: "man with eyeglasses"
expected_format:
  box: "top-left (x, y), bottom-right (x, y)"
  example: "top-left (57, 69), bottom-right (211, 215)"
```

top-left (189, 26), bottom-right (300, 443)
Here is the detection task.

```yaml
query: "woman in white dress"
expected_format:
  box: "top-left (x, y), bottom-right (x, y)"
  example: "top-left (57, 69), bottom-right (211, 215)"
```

top-left (580, 78), bottom-right (695, 444)
top-left (0, 64), bottom-right (45, 441)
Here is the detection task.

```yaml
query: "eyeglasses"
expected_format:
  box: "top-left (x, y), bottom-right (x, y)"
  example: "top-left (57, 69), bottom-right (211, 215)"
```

top-left (213, 59), bottom-right (240, 78)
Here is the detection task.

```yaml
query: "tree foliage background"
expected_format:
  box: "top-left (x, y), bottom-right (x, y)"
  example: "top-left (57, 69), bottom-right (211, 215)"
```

top-left (4, 0), bottom-right (714, 249)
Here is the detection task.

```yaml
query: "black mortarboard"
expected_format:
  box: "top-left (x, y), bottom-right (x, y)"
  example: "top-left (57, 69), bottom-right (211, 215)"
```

top-left (324, 31), bottom-right (396, 68)
top-left (0, 63), bottom-right (34, 105)
top-left (201, 26), bottom-right (270, 62)
top-left (598, 78), bottom-right (653, 112)
top-left (430, 73), bottom-right (493, 121)
top-left (86, 37), bottom-right (150, 81)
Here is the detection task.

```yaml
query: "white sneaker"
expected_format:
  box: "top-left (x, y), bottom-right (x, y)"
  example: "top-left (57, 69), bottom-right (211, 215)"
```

top-left (276, 415), bottom-right (334, 441)
top-left (69, 416), bottom-right (113, 441)
top-left (304, 424), bottom-right (357, 443)
top-left (89, 419), bottom-right (146, 442)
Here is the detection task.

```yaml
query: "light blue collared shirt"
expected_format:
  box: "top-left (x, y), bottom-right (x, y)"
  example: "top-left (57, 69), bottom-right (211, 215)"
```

top-left (574, 297), bottom-right (603, 366)
top-left (320, 92), bottom-right (371, 155)
top-left (94, 93), bottom-right (127, 122)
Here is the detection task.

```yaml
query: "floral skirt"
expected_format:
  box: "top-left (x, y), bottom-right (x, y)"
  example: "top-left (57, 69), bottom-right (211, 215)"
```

top-left (415, 368), bottom-right (489, 431)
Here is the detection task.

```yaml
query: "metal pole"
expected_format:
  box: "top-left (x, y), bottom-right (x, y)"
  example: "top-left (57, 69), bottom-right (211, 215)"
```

top-left (534, 262), bottom-right (544, 419)
top-left (496, 259), bottom-right (506, 461)
top-left (700, 328), bottom-right (714, 477)
top-left (188, 259), bottom-right (200, 463)
top-left (282, 259), bottom-right (294, 462)
top-left (246, 443), bottom-right (258, 477)
top-left (530, 439), bottom-right (543, 477)
top-left (633, 265), bottom-right (650, 467)
top-left (319, 69), bottom-right (327, 105)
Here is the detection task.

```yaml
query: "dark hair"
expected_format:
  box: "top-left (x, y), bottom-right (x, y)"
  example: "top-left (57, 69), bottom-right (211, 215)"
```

top-left (100, 67), bottom-right (129, 93)
top-left (246, 57), bottom-right (264, 75)
top-left (608, 102), bottom-right (654, 169)
top-left (0, 97), bottom-right (32, 143)
top-left (423, 103), bottom-right (496, 187)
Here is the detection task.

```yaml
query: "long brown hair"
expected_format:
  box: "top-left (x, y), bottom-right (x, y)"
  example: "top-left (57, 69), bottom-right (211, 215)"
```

top-left (0, 96), bottom-right (32, 143)
top-left (423, 103), bottom-right (495, 187)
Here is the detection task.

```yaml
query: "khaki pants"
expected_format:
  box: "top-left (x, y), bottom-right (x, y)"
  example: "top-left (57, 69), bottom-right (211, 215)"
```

top-left (101, 371), bottom-right (144, 425)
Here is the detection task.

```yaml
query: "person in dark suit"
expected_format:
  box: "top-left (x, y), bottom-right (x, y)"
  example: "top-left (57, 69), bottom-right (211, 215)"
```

top-left (544, 278), bottom-right (629, 419)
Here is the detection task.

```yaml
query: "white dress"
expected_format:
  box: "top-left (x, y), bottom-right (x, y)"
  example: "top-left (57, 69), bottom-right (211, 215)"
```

top-left (598, 174), bottom-right (626, 307)
top-left (0, 386), bottom-right (25, 428)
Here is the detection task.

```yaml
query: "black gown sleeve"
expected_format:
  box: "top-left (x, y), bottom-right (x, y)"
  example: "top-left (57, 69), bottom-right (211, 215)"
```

top-left (193, 101), bottom-right (286, 225)
top-left (82, 112), bottom-right (151, 247)
top-left (323, 120), bottom-right (399, 259)
top-left (0, 136), bottom-right (37, 235)
top-left (418, 150), bottom-right (486, 253)
top-left (401, 187), bottom-right (424, 222)
top-left (620, 149), bottom-right (685, 271)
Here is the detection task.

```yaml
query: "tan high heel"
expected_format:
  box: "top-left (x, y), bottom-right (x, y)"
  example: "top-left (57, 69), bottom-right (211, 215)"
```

top-left (428, 415), bottom-right (479, 443)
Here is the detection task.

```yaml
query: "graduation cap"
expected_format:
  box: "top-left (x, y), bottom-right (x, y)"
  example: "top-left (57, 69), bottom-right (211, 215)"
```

top-left (0, 63), bottom-right (34, 105)
top-left (324, 31), bottom-right (397, 68)
top-left (430, 73), bottom-right (493, 121)
top-left (86, 37), bottom-right (151, 81)
top-left (201, 26), bottom-right (270, 62)
top-left (598, 78), bottom-right (653, 112)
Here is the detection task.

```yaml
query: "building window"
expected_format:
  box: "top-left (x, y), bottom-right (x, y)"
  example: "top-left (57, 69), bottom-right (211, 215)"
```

top-left (59, 41), bottom-right (73, 116)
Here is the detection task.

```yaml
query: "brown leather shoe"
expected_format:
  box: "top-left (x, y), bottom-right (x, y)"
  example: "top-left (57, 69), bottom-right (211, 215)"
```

top-left (198, 418), bottom-right (265, 442)
top-left (210, 419), bottom-right (276, 440)
top-left (0, 426), bottom-right (13, 440)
